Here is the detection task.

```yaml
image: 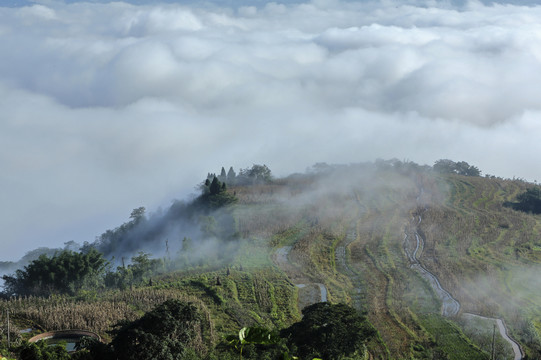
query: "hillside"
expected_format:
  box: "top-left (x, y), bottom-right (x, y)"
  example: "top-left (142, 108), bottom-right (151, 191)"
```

top-left (2, 161), bottom-right (541, 360)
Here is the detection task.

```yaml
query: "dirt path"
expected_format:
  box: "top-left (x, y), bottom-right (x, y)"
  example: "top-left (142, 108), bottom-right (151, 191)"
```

top-left (462, 313), bottom-right (523, 360)
top-left (403, 220), bottom-right (460, 317)
top-left (496, 318), bottom-right (523, 360)
top-left (405, 201), bottom-right (523, 360)
top-left (273, 246), bottom-right (328, 309)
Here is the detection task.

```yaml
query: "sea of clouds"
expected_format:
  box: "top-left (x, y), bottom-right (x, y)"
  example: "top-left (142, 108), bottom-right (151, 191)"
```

top-left (1, 0), bottom-right (541, 259)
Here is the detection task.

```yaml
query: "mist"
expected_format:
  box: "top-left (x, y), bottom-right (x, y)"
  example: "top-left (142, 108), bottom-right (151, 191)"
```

top-left (89, 191), bottom-right (240, 266)
top-left (67, 161), bottom-right (418, 272)
top-left (2, 0), bottom-right (541, 260)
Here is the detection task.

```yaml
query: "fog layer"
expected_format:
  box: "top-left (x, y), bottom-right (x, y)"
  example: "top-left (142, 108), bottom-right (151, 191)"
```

top-left (2, 0), bottom-right (541, 259)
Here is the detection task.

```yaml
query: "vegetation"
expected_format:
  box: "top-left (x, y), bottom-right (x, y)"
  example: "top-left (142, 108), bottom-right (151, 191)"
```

top-left (198, 176), bottom-right (237, 209)
top-left (224, 326), bottom-right (281, 359)
top-left (504, 186), bottom-right (541, 214)
top-left (110, 299), bottom-right (207, 360)
top-left (281, 302), bottom-right (375, 360)
top-left (103, 251), bottom-right (164, 290)
top-left (433, 159), bottom-right (481, 176)
top-left (17, 340), bottom-right (70, 360)
top-left (2, 249), bottom-right (107, 297)
top-left (2, 160), bottom-right (541, 360)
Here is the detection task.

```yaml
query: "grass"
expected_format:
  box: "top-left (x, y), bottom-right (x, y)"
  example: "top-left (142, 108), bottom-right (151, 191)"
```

top-left (3, 165), bottom-right (541, 359)
top-left (458, 314), bottom-right (514, 360)
top-left (419, 174), bottom-right (541, 357)
top-left (418, 314), bottom-right (488, 360)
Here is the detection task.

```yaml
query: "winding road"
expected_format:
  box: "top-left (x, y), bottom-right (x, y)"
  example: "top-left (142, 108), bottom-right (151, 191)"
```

top-left (273, 193), bottom-right (523, 359)
top-left (404, 209), bottom-right (524, 360)
top-left (403, 216), bottom-right (460, 317)
top-left (462, 313), bottom-right (523, 360)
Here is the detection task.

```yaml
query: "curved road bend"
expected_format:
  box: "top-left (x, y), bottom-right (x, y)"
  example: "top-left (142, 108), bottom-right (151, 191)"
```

top-left (462, 313), bottom-right (523, 360)
top-left (405, 211), bottom-right (523, 359)
top-left (405, 231), bottom-right (460, 317)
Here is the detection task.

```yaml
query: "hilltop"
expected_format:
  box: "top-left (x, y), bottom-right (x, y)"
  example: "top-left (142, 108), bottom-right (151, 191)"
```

top-left (1, 160), bottom-right (541, 360)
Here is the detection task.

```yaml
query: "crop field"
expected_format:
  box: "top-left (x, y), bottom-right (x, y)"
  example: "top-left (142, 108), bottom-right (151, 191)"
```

top-left (419, 175), bottom-right (541, 357)
top-left (2, 163), bottom-right (541, 359)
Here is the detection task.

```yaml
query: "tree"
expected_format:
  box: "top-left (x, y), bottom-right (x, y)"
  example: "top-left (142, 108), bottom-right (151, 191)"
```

top-left (129, 252), bottom-right (163, 285)
top-left (505, 187), bottom-right (541, 214)
top-left (104, 252), bottom-right (163, 289)
top-left (247, 164), bottom-right (272, 182)
top-left (111, 299), bottom-right (205, 360)
top-left (182, 237), bottom-right (192, 252)
top-left (104, 265), bottom-right (133, 290)
top-left (433, 159), bottom-right (456, 174)
top-left (93, 207), bottom-right (150, 257)
top-left (209, 176), bottom-right (222, 196)
top-left (455, 161), bottom-right (481, 176)
top-left (17, 340), bottom-right (70, 360)
top-left (2, 249), bottom-right (108, 297)
top-left (219, 167), bottom-right (227, 182)
top-left (129, 207), bottom-right (146, 224)
top-left (75, 337), bottom-right (113, 360)
top-left (433, 159), bottom-right (481, 176)
top-left (227, 167), bottom-right (236, 184)
top-left (281, 302), bottom-right (375, 360)
top-left (198, 176), bottom-right (237, 209)
top-left (237, 165), bottom-right (273, 184)
top-left (225, 327), bottom-right (280, 360)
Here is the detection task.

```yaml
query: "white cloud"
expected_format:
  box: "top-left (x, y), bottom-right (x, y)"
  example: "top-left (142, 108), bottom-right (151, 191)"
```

top-left (1, 0), bottom-right (541, 260)
top-left (17, 4), bottom-right (57, 21)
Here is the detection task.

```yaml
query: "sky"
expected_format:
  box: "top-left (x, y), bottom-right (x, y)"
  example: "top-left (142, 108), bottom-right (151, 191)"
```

top-left (1, 0), bottom-right (541, 261)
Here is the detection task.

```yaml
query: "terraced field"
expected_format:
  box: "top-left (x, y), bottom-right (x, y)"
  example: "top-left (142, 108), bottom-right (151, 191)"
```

top-left (419, 175), bottom-right (541, 358)
top-left (266, 167), bottom-right (541, 359)
top-left (3, 163), bottom-right (541, 360)
top-left (266, 168), bottom-right (492, 359)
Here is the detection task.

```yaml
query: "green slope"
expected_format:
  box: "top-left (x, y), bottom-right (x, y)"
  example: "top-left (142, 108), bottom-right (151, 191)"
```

top-left (2, 162), bottom-right (541, 359)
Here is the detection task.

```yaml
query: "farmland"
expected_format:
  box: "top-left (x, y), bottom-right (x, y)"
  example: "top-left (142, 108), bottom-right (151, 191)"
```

top-left (2, 161), bottom-right (541, 359)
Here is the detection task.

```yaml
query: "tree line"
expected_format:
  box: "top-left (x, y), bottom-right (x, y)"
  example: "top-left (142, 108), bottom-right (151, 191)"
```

top-left (2, 249), bottom-right (107, 297)
top-left (207, 164), bottom-right (272, 186)
top-left (89, 164), bottom-right (271, 260)
top-left (1, 165), bottom-right (275, 298)
top-left (7, 300), bottom-right (375, 360)
top-left (432, 159), bottom-right (481, 176)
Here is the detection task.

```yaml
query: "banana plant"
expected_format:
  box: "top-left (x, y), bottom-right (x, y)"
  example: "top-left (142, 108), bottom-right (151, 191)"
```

top-left (225, 326), bottom-right (321, 360)
top-left (225, 327), bottom-right (279, 359)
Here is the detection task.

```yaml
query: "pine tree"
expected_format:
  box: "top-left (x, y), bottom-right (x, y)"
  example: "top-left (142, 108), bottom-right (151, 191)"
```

top-left (227, 166), bottom-right (236, 183)
top-left (219, 167), bottom-right (227, 182)
top-left (209, 176), bottom-right (222, 195)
